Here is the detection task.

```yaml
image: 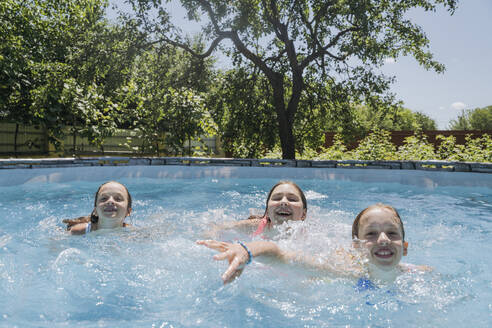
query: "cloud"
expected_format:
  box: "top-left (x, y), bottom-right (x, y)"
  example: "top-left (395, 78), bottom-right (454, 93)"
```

top-left (384, 57), bottom-right (396, 64)
top-left (450, 102), bottom-right (466, 110)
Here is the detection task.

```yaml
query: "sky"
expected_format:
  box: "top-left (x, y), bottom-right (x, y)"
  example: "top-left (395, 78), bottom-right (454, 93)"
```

top-left (379, 0), bottom-right (492, 129)
top-left (111, 0), bottom-right (492, 129)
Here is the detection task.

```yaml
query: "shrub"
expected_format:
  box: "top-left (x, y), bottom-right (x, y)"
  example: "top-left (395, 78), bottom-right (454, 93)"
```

top-left (351, 129), bottom-right (397, 160)
top-left (262, 132), bottom-right (491, 162)
top-left (397, 134), bottom-right (436, 160)
top-left (264, 145), bottom-right (283, 159)
top-left (458, 134), bottom-right (492, 162)
top-left (297, 147), bottom-right (321, 160)
top-left (435, 135), bottom-right (458, 161)
top-left (315, 134), bottom-right (348, 160)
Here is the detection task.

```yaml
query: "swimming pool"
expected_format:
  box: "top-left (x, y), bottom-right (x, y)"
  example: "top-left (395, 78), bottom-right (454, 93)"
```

top-left (0, 165), bottom-right (491, 327)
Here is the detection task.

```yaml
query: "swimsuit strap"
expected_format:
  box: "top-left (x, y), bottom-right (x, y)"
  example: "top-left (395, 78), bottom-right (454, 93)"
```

top-left (85, 222), bottom-right (92, 234)
top-left (252, 217), bottom-right (269, 237)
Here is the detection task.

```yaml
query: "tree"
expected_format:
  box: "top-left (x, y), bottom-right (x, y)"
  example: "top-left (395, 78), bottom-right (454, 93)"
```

top-left (207, 67), bottom-right (278, 158)
top-left (126, 0), bottom-right (457, 159)
top-left (118, 45), bottom-right (215, 155)
top-left (0, 0), bottom-right (49, 153)
top-left (414, 111), bottom-right (437, 130)
top-left (1, 0), bottom-right (143, 153)
top-left (449, 105), bottom-right (492, 130)
top-left (353, 105), bottom-right (437, 132)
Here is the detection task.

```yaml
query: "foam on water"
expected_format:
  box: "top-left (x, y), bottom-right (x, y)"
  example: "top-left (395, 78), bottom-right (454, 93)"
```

top-left (0, 166), bottom-right (490, 327)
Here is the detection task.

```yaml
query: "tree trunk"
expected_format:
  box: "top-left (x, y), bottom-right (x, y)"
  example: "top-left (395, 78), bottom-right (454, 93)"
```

top-left (271, 83), bottom-right (296, 159)
top-left (278, 114), bottom-right (296, 159)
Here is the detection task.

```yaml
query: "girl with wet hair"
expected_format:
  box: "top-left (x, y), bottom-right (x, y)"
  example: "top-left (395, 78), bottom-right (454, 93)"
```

top-left (207, 180), bottom-right (307, 237)
top-left (63, 181), bottom-right (132, 235)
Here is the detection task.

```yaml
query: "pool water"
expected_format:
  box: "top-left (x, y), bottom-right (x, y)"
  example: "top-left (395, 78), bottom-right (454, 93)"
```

top-left (0, 166), bottom-right (491, 327)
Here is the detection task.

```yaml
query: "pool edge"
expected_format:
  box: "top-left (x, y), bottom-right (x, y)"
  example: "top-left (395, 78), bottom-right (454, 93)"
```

top-left (0, 157), bottom-right (491, 173)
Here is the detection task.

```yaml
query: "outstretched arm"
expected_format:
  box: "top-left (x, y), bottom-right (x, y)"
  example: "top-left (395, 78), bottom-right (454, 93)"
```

top-left (196, 240), bottom-right (295, 283)
top-left (197, 240), bottom-right (361, 283)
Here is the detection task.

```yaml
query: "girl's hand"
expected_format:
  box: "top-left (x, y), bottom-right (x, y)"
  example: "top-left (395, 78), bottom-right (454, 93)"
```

top-left (196, 240), bottom-right (251, 284)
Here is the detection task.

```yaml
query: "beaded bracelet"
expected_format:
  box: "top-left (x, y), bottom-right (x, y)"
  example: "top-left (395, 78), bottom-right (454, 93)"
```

top-left (237, 241), bottom-right (252, 265)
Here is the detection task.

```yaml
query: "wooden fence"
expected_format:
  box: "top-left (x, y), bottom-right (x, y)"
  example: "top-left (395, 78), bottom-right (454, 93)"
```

top-left (0, 123), bottom-right (48, 156)
top-left (324, 130), bottom-right (492, 149)
top-left (1, 122), bottom-right (490, 158)
top-left (0, 123), bottom-right (222, 157)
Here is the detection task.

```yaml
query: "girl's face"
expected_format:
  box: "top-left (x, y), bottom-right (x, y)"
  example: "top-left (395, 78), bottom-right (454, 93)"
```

top-left (357, 207), bottom-right (404, 270)
top-left (266, 183), bottom-right (306, 224)
top-left (95, 182), bottom-right (130, 223)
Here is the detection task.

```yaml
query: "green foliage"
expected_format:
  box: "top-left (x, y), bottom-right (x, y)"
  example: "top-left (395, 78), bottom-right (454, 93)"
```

top-left (314, 134), bottom-right (348, 160)
top-left (293, 131), bottom-right (492, 163)
top-left (396, 134), bottom-right (436, 160)
top-left (1, 0), bottom-right (214, 155)
top-left (119, 46), bottom-right (215, 155)
top-left (207, 68), bottom-right (277, 158)
top-left (264, 145), bottom-right (282, 159)
top-left (60, 79), bottom-right (119, 149)
top-left (296, 147), bottom-right (320, 161)
top-left (435, 135), bottom-right (458, 160)
top-left (353, 105), bottom-right (437, 134)
top-left (127, 0), bottom-right (457, 159)
top-left (449, 106), bottom-right (492, 130)
top-left (7, 0), bottom-right (488, 163)
top-left (163, 87), bottom-right (211, 154)
top-left (351, 129), bottom-right (397, 160)
top-left (467, 134), bottom-right (492, 162)
top-left (269, 134), bottom-right (349, 160)
top-left (414, 112), bottom-right (437, 130)
top-left (0, 0), bottom-right (138, 152)
top-left (436, 134), bottom-right (492, 162)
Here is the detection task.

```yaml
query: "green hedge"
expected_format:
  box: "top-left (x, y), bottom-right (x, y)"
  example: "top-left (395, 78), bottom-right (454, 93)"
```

top-left (266, 130), bottom-right (492, 162)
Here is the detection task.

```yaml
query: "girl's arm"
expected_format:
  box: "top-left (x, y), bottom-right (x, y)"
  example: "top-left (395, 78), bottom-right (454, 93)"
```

top-left (400, 263), bottom-right (433, 272)
top-left (67, 222), bottom-right (90, 235)
top-left (204, 218), bottom-right (263, 238)
top-left (63, 216), bottom-right (91, 235)
top-left (62, 216), bottom-right (90, 229)
top-left (197, 240), bottom-right (359, 283)
top-left (197, 240), bottom-right (292, 283)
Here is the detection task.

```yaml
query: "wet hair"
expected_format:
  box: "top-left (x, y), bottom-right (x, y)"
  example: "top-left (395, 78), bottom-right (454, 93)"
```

top-left (351, 203), bottom-right (405, 241)
top-left (90, 181), bottom-right (132, 224)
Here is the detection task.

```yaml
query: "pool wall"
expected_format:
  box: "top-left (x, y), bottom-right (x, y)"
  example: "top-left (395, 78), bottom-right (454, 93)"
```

top-left (1, 164), bottom-right (490, 189)
top-left (0, 156), bottom-right (491, 173)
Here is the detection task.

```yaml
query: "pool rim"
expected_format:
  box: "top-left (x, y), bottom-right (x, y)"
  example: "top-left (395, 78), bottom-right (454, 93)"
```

top-left (0, 156), bottom-right (491, 173)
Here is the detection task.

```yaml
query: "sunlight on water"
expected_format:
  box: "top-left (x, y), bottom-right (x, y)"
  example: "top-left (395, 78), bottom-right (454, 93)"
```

top-left (0, 166), bottom-right (490, 327)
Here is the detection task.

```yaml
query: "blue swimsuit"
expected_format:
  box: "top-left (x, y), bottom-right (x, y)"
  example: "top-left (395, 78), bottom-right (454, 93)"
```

top-left (356, 277), bottom-right (377, 291)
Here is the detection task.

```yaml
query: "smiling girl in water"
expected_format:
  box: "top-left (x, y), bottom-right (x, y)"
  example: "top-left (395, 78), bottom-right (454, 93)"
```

top-left (207, 180), bottom-right (307, 237)
top-left (198, 203), bottom-right (428, 284)
top-left (63, 181), bottom-right (132, 235)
